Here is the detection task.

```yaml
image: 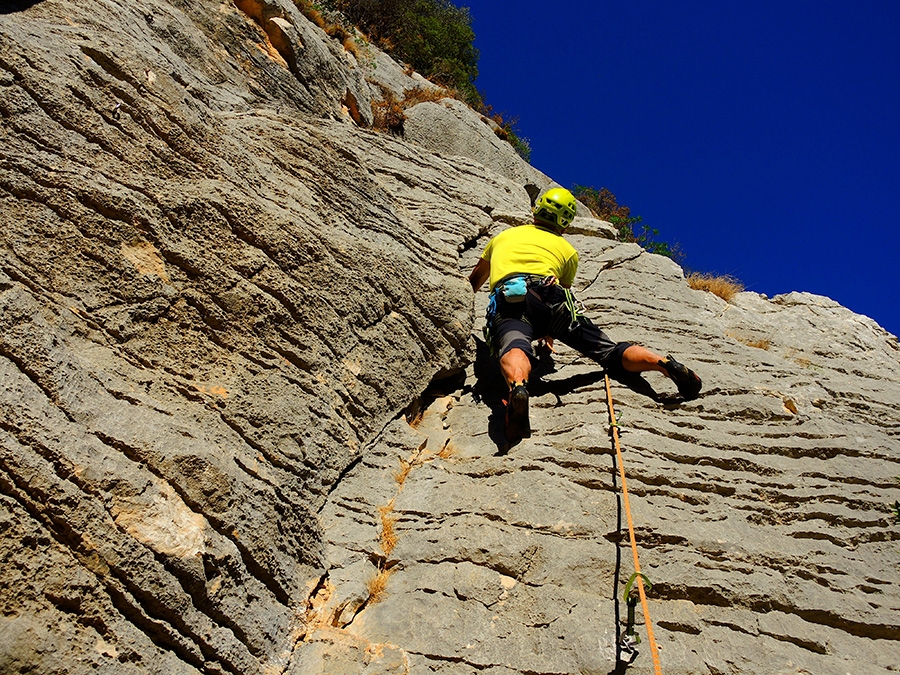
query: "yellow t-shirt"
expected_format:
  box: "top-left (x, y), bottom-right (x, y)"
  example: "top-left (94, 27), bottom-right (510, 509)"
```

top-left (481, 224), bottom-right (579, 290)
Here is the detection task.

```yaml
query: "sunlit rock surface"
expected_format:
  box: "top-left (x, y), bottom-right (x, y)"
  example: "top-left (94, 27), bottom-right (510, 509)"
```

top-left (1, 2), bottom-right (898, 674)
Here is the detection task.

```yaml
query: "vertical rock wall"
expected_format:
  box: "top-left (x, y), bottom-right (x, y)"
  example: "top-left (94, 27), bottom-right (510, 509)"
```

top-left (0, 0), bottom-right (524, 671)
top-left (306, 220), bottom-right (900, 675)
top-left (1, 1), bottom-right (898, 674)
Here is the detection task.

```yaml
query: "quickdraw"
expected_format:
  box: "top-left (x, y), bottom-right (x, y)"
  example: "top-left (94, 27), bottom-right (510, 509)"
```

top-left (622, 571), bottom-right (653, 655)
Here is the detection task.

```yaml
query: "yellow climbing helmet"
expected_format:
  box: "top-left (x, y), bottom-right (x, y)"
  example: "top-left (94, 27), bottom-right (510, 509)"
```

top-left (533, 187), bottom-right (578, 230)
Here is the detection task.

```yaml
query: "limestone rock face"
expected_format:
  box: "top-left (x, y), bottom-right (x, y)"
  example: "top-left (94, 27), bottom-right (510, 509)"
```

top-left (315, 221), bottom-right (900, 675)
top-left (403, 97), bottom-right (550, 189)
top-left (1, 2), bottom-right (898, 675)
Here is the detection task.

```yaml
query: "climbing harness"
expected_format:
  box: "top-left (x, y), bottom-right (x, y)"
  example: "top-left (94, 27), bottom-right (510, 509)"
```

top-left (547, 285), bottom-right (586, 335)
top-left (482, 275), bottom-right (589, 360)
top-left (605, 374), bottom-right (663, 675)
top-left (483, 274), bottom-right (554, 356)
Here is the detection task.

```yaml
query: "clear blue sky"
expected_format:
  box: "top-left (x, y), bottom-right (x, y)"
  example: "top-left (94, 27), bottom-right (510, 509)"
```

top-left (462, 1), bottom-right (900, 339)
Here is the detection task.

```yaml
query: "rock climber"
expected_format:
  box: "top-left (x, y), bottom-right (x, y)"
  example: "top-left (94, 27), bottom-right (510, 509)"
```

top-left (468, 187), bottom-right (702, 441)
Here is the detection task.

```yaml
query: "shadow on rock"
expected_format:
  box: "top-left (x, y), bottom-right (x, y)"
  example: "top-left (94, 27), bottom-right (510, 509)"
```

top-left (608, 371), bottom-right (662, 401)
top-left (471, 339), bottom-right (668, 454)
top-left (529, 358), bottom-right (665, 404)
top-left (470, 338), bottom-right (516, 454)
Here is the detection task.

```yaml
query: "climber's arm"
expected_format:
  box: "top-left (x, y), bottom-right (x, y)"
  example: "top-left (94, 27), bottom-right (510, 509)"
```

top-left (469, 257), bottom-right (490, 291)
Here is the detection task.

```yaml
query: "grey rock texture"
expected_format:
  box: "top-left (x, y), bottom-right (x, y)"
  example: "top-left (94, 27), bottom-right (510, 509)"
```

top-left (364, 44), bottom-right (443, 102)
top-left (0, 1), bottom-right (898, 674)
top-left (313, 221), bottom-right (900, 675)
top-left (403, 97), bottom-right (551, 190)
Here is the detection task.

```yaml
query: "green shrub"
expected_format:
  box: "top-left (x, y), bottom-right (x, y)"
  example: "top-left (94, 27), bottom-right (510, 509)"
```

top-left (328, 0), bottom-right (480, 107)
top-left (571, 185), bottom-right (681, 260)
top-left (480, 106), bottom-right (531, 162)
top-left (508, 131), bottom-right (532, 162)
top-left (320, 1), bottom-right (538, 159)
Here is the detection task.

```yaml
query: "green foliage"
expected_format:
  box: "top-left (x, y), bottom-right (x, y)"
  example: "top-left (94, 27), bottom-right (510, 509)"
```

top-left (480, 106), bottom-right (531, 162)
top-left (608, 213), bottom-right (644, 244)
top-left (400, 1), bottom-right (480, 105)
top-left (328, 0), bottom-right (480, 106)
top-left (639, 226), bottom-right (682, 260)
top-left (509, 131), bottom-right (532, 162)
top-left (571, 185), bottom-right (631, 222)
top-left (572, 186), bottom-right (682, 261)
top-left (320, 1), bottom-right (535, 158)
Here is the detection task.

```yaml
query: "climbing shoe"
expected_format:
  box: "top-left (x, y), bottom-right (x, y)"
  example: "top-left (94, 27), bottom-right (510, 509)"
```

top-left (505, 381), bottom-right (531, 441)
top-left (661, 356), bottom-right (702, 400)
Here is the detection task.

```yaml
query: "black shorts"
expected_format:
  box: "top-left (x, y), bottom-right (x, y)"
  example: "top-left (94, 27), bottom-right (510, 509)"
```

top-left (492, 282), bottom-right (631, 376)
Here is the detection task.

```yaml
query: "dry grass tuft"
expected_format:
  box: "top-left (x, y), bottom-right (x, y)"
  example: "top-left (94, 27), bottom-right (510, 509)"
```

top-left (687, 272), bottom-right (744, 302)
top-left (372, 85), bottom-right (452, 134)
top-left (438, 441), bottom-right (456, 459)
top-left (401, 85), bottom-right (451, 107)
top-left (366, 567), bottom-right (393, 604)
top-left (371, 86), bottom-right (405, 134)
top-left (405, 396), bottom-right (425, 428)
top-left (293, 1), bottom-right (327, 29)
top-left (393, 459), bottom-right (412, 486)
top-left (378, 502), bottom-right (398, 555)
top-left (325, 23), bottom-right (350, 41)
top-left (342, 35), bottom-right (360, 58)
top-left (379, 525), bottom-right (397, 557)
top-left (292, 2), bottom-right (359, 58)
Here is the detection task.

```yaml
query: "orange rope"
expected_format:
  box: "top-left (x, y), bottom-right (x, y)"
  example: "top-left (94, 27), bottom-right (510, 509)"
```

top-left (605, 374), bottom-right (663, 675)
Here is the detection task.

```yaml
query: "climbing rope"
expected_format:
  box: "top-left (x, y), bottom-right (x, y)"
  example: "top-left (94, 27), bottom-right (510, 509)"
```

top-left (604, 374), bottom-right (663, 675)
